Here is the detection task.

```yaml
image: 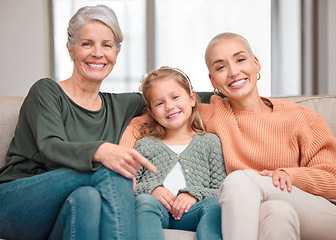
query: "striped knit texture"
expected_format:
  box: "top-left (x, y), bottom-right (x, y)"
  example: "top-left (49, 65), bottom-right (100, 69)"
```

top-left (199, 96), bottom-right (336, 199)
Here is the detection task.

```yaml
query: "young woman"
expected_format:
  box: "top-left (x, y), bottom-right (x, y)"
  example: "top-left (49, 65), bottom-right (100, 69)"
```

top-left (203, 32), bottom-right (336, 240)
top-left (133, 67), bottom-right (226, 240)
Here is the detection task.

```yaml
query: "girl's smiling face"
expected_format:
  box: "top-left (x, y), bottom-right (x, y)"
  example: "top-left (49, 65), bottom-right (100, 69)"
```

top-left (68, 20), bottom-right (119, 83)
top-left (148, 77), bottom-right (196, 135)
top-left (207, 38), bottom-right (261, 101)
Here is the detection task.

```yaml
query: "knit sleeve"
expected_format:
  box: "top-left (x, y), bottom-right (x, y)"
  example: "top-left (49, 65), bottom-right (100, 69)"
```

top-left (134, 138), bottom-right (162, 196)
top-left (179, 134), bottom-right (226, 201)
top-left (280, 108), bottom-right (336, 199)
top-left (119, 115), bottom-right (146, 147)
top-left (198, 101), bottom-right (215, 128)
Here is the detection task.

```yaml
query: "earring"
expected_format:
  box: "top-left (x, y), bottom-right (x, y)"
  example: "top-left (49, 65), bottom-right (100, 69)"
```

top-left (213, 88), bottom-right (220, 95)
top-left (257, 72), bottom-right (261, 80)
top-left (70, 57), bottom-right (75, 62)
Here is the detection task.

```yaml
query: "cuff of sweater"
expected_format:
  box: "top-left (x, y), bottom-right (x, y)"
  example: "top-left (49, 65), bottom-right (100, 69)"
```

top-left (178, 188), bottom-right (202, 202)
top-left (135, 183), bottom-right (162, 196)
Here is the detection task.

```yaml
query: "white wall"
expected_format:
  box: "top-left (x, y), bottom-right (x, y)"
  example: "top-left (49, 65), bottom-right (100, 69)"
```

top-left (0, 0), bottom-right (51, 96)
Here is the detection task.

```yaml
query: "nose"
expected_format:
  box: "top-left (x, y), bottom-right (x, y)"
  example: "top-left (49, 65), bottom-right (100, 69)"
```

top-left (165, 100), bottom-right (174, 111)
top-left (92, 45), bottom-right (103, 58)
top-left (227, 63), bottom-right (239, 78)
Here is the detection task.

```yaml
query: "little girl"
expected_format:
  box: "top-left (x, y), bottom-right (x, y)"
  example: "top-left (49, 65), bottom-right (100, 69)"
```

top-left (133, 66), bottom-right (226, 240)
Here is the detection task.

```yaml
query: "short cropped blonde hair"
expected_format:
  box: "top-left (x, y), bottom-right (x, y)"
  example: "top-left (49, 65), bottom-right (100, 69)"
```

top-left (205, 32), bottom-right (254, 71)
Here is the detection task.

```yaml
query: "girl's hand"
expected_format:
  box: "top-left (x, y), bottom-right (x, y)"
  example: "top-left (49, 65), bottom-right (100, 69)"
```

top-left (151, 186), bottom-right (176, 212)
top-left (259, 169), bottom-right (292, 192)
top-left (171, 193), bottom-right (197, 220)
top-left (93, 142), bottom-right (157, 179)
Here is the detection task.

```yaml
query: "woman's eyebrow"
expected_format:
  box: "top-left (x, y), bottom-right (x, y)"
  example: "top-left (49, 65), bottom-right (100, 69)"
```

top-left (212, 59), bottom-right (224, 66)
top-left (212, 51), bottom-right (247, 66)
top-left (233, 50), bottom-right (245, 56)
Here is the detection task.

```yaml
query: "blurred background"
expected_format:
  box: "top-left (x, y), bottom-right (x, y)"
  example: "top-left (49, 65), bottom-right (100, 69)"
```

top-left (0, 0), bottom-right (335, 97)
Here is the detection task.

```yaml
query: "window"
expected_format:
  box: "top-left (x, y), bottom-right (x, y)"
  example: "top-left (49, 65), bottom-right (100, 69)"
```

top-left (52, 0), bottom-right (271, 95)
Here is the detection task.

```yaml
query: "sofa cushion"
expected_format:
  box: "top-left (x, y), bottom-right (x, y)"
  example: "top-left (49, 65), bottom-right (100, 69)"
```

top-left (164, 229), bottom-right (197, 239)
top-left (0, 95), bottom-right (24, 167)
top-left (278, 95), bottom-right (336, 137)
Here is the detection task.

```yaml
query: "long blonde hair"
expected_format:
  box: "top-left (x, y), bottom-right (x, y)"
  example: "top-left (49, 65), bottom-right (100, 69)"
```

top-left (139, 66), bottom-right (205, 139)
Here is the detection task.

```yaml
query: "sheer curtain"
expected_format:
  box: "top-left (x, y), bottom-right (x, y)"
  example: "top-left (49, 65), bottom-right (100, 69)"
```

top-left (271, 0), bottom-right (335, 96)
top-left (52, 0), bottom-right (271, 95)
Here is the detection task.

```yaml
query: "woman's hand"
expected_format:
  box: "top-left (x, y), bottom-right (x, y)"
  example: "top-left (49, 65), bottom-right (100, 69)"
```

top-left (93, 142), bottom-right (157, 179)
top-left (259, 169), bottom-right (292, 192)
top-left (151, 186), bottom-right (176, 212)
top-left (171, 193), bottom-right (197, 220)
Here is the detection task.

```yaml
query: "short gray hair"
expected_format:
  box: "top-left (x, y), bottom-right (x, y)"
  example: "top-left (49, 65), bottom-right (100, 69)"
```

top-left (67, 5), bottom-right (124, 51)
top-left (205, 32), bottom-right (254, 71)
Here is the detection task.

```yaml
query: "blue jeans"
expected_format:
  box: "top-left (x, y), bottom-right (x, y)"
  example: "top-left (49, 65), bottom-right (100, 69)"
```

top-left (0, 167), bottom-right (136, 240)
top-left (135, 194), bottom-right (222, 240)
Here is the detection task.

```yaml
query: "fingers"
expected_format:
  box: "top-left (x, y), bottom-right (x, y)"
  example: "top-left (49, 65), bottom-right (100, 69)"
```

top-left (161, 195), bottom-right (175, 212)
top-left (272, 170), bottom-right (292, 192)
top-left (93, 143), bottom-right (156, 179)
top-left (131, 150), bottom-right (157, 174)
top-left (259, 170), bottom-right (273, 177)
top-left (104, 152), bottom-right (141, 179)
top-left (171, 193), bottom-right (196, 220)
top-left (151, 187), bottom-right (175, 212)
top-left (103, 160), bottom-right (137, 179)
top-left (260, 169), bottom-right (292, 192)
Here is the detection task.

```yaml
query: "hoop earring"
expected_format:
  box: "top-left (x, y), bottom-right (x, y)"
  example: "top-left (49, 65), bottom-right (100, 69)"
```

top-left (213, 88), bottom-right (220, 95)
top-left (257, 72), bottom-right (261, 80)
top-left (70, 57), bottom-right (75, 62)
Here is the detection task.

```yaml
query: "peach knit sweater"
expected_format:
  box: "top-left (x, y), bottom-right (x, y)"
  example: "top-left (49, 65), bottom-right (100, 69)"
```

top-left (120, 96), bottom-right (336, 199)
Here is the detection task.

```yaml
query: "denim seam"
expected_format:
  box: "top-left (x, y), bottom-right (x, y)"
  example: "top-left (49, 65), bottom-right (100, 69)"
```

top-left (100, 167), bottom-right (123, 239)
top-left (67, 197), bottom-right (76, 240)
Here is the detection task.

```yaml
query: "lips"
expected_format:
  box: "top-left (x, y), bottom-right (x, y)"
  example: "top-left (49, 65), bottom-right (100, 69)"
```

top-left (87, 63), bottom-right (106, 68)
top-left (229, 79), bottom-right (247, 88)
top-left (167, 111), bottom-right (181, 119)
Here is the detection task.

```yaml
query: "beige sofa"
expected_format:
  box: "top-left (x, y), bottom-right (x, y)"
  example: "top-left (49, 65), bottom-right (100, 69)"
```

top-left (1, 94), bottom-right (336, 239)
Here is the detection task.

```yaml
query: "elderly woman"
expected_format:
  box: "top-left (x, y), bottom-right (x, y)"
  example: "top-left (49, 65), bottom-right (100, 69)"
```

top-left (0, 5), bottom-right (155, 240)
top-left (121, 32), bottom-right (336, 240)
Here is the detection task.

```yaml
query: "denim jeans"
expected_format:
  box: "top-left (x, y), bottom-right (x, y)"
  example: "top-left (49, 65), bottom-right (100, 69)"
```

top-left (0, 167), bottom-right (136, 240)
top-left (135, 194), bottom-right (222, 240)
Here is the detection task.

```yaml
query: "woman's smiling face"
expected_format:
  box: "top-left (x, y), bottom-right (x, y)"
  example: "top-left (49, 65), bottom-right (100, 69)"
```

top-left (207, 38), bottom-right (261, 101)
top-left (68, 20), bottom-right (119, 83)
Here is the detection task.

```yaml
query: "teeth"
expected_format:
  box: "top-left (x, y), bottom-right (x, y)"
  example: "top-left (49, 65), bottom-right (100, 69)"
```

top-left (230, 79), bottom-right (246, 87)
top-left (168, 112), bottom-right (180, 118)
top-left (87, 63), bottom-right (105, 68)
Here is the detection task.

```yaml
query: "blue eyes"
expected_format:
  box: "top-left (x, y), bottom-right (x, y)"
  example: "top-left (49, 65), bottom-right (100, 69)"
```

top-left (154, 96), bottom-right (179, 107)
